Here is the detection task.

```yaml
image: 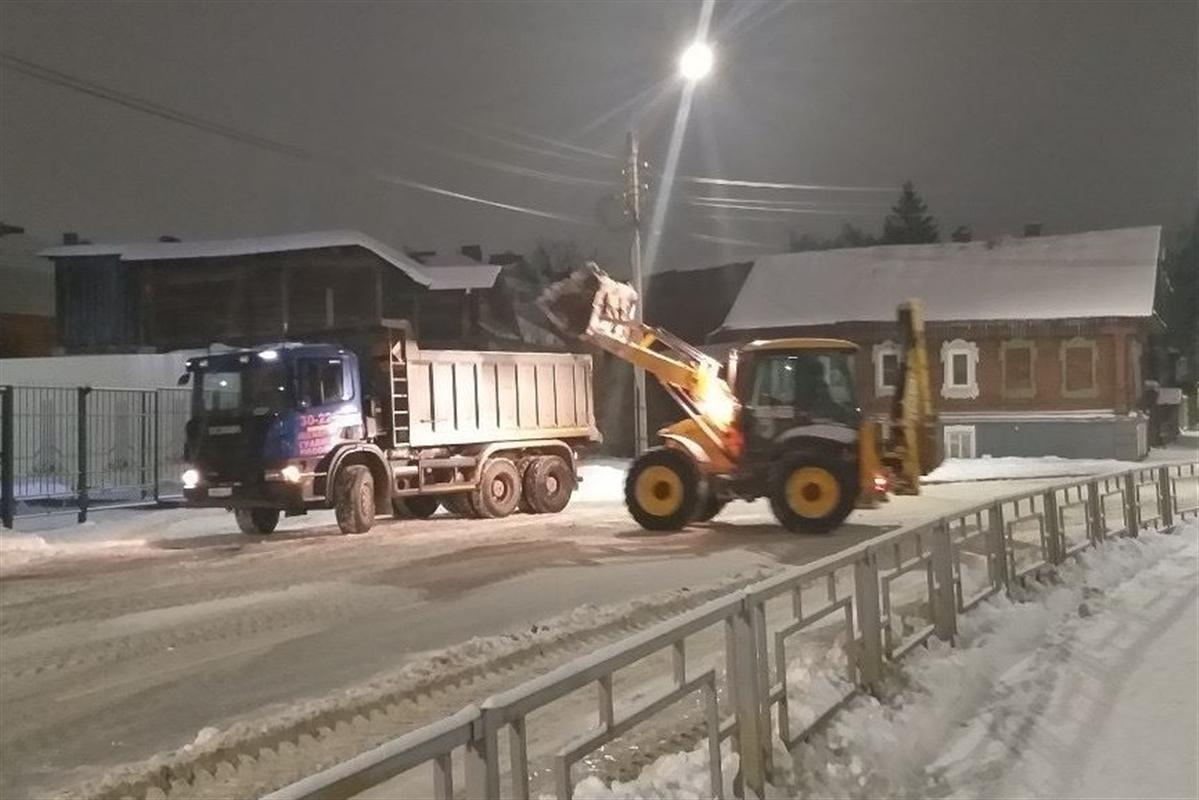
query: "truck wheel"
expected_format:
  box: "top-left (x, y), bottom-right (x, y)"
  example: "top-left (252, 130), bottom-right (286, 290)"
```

top-left (392, 496), bottom-right (440, 519)
top-left (522, 455), bottom-right (574, 514)
top-left (625, 447), bottom-right (701, 532)
top-left (471, 458), bottom-right (521, 518)
top-left (235, 508), bottom-right (280, 535)
top-left (443, 493), bottom-right (477, 518)
top-left (334, 464), bottom-right (375, 534)
top-left (769, 452), bottom-right (857, 534)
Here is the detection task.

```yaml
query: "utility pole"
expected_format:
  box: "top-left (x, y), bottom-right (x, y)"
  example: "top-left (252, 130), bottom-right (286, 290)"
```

top-left (626, 130), bottom-right (649, 455)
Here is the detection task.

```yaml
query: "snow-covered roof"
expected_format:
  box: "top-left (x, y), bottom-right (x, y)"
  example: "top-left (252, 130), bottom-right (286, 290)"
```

top-left (718, 226), bottom-right (1162, 332)
top-left (39, 230), bottom-right (433, 286)
top-left (423, 264), bottom-right (503, 291)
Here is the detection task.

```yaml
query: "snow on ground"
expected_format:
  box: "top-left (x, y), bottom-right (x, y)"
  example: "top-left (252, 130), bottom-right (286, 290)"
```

top-left (574, 519), bottom-right (1199, 800)
top-left (925, 436), bottom-right (1198, 483)
top-left (576, 458), bottom-right (629, 503)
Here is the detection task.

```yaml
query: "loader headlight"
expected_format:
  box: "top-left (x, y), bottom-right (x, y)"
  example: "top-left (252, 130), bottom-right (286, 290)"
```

top-left (280, 465), bottom-right (303, 484)
top-left (182, 468), bottom-right (201, 489)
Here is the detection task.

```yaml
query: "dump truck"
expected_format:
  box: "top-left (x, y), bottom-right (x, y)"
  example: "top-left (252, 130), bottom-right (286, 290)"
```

top-left (540, 264), bottom-right (940, 534)
top-left (179, 324), bottom-right (599, 535)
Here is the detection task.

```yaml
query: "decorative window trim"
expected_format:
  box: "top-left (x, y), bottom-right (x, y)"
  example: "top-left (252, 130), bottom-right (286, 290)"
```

top-left (1060, 336), bottom-right (1099, 399)
top-left (944, 424), bottom-right (977, 459)
top-left (1000, 338), bottom-right (1037, 400)
top-left (940, 339), bottom-right (979, 400)
top-left (872, 340), bottom-right (902, 397)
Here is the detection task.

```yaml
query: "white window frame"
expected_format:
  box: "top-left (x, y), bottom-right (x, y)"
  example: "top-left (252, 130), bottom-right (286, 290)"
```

top-left (872, 340), bottom-right (902, 398)
top-left (940, 339), bottom-right (980, 400)
top-left (944, 424), bottom-right (977, 459)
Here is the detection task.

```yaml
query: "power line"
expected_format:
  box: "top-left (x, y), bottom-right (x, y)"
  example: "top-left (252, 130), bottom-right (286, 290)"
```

top-left (0, 50), bottom-right (590, 225)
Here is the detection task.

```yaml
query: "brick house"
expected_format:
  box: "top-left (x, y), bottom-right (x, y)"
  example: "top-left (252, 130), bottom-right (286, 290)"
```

top-left (709, 227), bottom-right (1163, 460)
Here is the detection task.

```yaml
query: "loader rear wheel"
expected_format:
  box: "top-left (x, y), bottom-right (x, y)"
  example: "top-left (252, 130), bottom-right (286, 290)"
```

top-left (235, 508), bottom-right (279, 535)
top-left (769, 452), bottom-right (857, 534)
top-left (625, 448), bottom-right (701, 532)
top-left (392, 495), bottom-right (440, 519)
top-left (334, 465), bottom-right (375, 534)
top-left (471, 458), bottom-right (521, 519)
top-left (522, 455), bottom-right (574, 514)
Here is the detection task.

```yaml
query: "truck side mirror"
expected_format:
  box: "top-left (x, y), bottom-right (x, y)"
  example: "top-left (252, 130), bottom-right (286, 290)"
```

top-left (177, 372), bottom-right (191, 386)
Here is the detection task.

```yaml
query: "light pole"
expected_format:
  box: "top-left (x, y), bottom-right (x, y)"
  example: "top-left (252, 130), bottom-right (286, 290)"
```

top-left (627, 40), bottom-right (715, 456)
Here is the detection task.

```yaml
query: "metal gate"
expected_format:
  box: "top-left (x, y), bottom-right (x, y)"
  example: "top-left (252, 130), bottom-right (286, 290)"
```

top-left (0, 385), bottom-right (191, 526)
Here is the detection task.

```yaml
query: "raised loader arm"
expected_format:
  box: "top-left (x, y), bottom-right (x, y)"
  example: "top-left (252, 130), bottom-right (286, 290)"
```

top-left (883, 299), bottom-right (942, 493)
top-left (539, 264), bottom-right (740, 466)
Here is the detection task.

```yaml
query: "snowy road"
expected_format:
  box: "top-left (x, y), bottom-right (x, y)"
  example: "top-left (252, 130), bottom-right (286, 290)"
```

top-left (0, 476), bottom-right (1065, 799)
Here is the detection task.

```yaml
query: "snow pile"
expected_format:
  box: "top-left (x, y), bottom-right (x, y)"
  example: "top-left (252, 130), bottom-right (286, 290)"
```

top-left (576, 458), bottom-right (630, 503)
top-left (572, 520), bottom-right (1198, 800)
top-left (573, 743), bottom-right (739, 800)
top-left (0, 532), bottom-right (153, 572)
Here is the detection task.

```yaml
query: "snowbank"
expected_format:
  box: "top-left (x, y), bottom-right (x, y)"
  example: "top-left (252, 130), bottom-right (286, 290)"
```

top-left (576, 458), bottom-right (630, 503)
top-left (573, 520), bottom-right (1199, 799)
top-left (927, 455), bottom-right (1157, 484)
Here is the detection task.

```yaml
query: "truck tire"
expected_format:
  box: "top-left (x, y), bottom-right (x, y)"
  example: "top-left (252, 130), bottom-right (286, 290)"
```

top-left (522, 455), bottom-right (574, 514)
top-left (769, 451), bottom-right (857, 534)
top-left (392, 495), bottom-right (440, 519)
top-left (334, 464), bottom-right (375, 534)
top-left (235, 507), bottom-right (280, 535)
top-left (471, 458), bottom-right (521, 518)
top-left (625, 447), bottom-right (701, 532)
top-left (443, 492), bottom-right (477, 518)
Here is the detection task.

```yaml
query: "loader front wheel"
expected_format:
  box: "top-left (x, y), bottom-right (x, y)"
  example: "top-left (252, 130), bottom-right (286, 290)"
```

top-left (769, 452), bottom-right (857, 534)
top-left (625, 448), bottom-right (701, 532)
top-left (334, 465), bottom-right (375, 534)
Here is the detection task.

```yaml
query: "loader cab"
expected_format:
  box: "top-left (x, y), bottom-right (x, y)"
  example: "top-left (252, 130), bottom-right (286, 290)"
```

top-left (733, 338), bottom-right (861, 460)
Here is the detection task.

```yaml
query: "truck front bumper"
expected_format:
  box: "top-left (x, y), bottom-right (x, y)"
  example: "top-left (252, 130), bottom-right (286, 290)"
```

top-left (183, 468), bottom-right (320, 510)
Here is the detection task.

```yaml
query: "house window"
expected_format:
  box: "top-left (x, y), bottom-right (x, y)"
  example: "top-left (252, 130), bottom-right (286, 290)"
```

top-left (1129, 338), bottom-right (1144, 397)
top-left (1060, 337), bottom-right (1098, 399)
top-left (944, 424), bottom-right (977, 459)
top-left (1001, 339), bottom-right (1036, 399)
top-left (872, 340), bottom-right (902, 397)
top-left (940, 339), bottom-right (979, 400)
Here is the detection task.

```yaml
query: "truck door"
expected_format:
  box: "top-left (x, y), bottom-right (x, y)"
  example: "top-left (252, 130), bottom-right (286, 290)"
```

top-left (294, 355), bottom-right (364, 457)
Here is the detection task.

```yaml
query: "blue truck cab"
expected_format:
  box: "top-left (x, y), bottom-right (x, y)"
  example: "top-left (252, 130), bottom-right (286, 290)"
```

top-left (181, 343), bottom-right (369, 527)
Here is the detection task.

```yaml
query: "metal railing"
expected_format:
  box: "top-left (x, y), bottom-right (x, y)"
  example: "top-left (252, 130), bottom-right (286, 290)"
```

top-left (0, 385), bottom-right (190, 526)
top-left (264, 461), bottom-right (1199, 800)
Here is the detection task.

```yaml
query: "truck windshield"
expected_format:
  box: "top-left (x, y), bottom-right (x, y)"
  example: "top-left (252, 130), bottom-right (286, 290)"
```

top-left (194, 364), bottom-right (290, 416)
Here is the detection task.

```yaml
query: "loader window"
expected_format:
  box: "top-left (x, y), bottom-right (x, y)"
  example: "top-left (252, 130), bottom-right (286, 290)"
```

top-left (749, 352), bottom-right (858, 426)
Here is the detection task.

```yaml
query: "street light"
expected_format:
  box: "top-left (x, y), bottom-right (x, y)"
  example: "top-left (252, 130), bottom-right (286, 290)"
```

top-left (629, 39), bottom-right (717, 455)
top-left (678, 41), bottom-right (715, 82)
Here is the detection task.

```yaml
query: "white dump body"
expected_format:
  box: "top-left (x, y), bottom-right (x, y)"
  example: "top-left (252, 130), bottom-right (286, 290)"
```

top-left (405, 348), bottom-right (599, 448)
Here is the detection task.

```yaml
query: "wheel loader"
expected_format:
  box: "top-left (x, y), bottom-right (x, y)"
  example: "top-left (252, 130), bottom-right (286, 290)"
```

top-left (540, 264), bottom-right (941, 533)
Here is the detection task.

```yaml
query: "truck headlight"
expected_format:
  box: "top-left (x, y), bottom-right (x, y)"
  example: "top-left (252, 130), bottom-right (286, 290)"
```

top-left (182, 468), bottom-right (201, 489)
top-left (280, 465), bottom-right (303, 484)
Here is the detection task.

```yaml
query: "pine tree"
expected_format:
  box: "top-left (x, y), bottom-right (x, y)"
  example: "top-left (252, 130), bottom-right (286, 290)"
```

top-left (882, 181), bottom-right (940, 244)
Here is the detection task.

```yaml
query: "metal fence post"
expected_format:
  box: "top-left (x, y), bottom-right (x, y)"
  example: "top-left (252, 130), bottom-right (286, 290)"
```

top-left (1123, 472), bottom-right (1140, 536)
top-left (1086, 480), bottom-right (1103, 545)
top-left (463, 710), bottom-right (500, 800)
top-left (76, 386), bottom-right (91, 523)
top-left (138, 391), bottom-right (149, 500)
top-left (853, 552), bottom-right (884, 691)
top-left (152, 390), bottom-right (161, 502)
top-left (729, 599), bottom-right (767, 799)
top-left (986, 502), bottom-right (1009, 590)
top-left (930, 521), bottom-right (958, 644)
top-left (1042, 490), bottom-right (1062, 564)
top-left (1157, 466), bottom-right (1174, 529)
top-left (1, 386), bottom-right (13, 529)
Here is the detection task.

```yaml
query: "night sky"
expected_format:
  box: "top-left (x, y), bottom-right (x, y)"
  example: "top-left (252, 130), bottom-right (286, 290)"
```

top-left (1, 0), bottom-right (1195, 274)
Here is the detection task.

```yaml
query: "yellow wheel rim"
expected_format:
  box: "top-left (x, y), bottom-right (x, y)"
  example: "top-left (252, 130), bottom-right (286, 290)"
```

top-left (785, 467), bottom-right (840, 518)
top-left (635, 465), bottom-right (684, 516)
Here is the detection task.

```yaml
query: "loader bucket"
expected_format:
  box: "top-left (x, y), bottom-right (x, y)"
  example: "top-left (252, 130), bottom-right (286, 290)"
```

top-left (537, 262), bottom-right (639, 342)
